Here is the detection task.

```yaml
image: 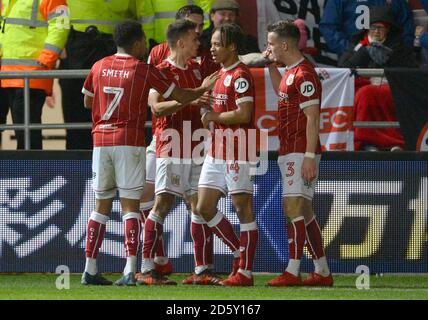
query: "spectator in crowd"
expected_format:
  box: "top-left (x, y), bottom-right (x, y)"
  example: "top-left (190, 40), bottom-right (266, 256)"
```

top-left (141, 0), bottom-right (212, 49)
top-left (294, 19), bottom-right (309, 51)
top-left (415, 0), bottom-right (428, 69)
top-left (200, 0), bottom-right (260, 55)
top-left (0, 0), bottom-right (69, 150)
top-left (59, 0), bottom-right (143, 150)
top-left (241, 18), bottom-right (315, 67)
top-left (421, 0), bottom-right (428, 12)
top-left (320, 0), bottom-right (415, 57)
top-left (415, 25), bottom-right (428, 69)
top-left (338, 7), bottom-right (417, 68)
top-left (338, 6), bottom-right (418, 152)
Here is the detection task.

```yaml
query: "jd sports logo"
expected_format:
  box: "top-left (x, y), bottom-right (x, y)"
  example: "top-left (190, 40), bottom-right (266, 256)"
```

top-left (300, 81), bottom-right (315, 97)
top-left (235, 78), bottom-right (249, 93)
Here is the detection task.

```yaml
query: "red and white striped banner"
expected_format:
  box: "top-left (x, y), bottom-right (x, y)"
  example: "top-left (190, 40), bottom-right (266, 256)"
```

top-left (252, 68), bottom-right (355, 151)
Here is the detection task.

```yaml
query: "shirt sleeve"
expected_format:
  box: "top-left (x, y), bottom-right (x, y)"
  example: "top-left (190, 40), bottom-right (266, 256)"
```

top-left (233, 70), bottom-right (255, 106)
top-left (38, 0), bottom-right (70, 69)
top-left (82, 67), bottom-right (94, 97)
top-left (148, 65), bottom-right (176, 99)
top-left (295, 71), bottom-right (321, 109)
top-left (148, 46), bottom-right (157, 65)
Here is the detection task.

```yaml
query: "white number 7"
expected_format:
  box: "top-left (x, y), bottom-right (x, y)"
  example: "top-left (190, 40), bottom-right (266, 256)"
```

top-left (102, 86), bottom-right (124, 120)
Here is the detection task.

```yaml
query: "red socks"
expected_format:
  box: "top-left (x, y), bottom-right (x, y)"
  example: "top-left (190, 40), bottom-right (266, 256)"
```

top-left (305, 216), bottom-right (326, 259)
top-left (288, 216), bottom-right (306, 260)
top-left (191, 214), bottom-right (213, 269)
top-left (207, 211), bottom-right (240, 253)
top-left (143, 212), bottom-right (164, 259)
top-left (123, 212), bottom-right (141, 257)
top-left (85, 211), bottom-right (109, 258)
top-left (239, 222), bottom-right (258, 272)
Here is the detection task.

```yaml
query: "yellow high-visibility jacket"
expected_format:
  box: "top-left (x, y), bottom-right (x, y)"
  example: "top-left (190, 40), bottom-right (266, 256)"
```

top-left (0, 0), bottom-right (70, 95)
top-left (68, 0), bottom-right (142, 35)
top-left (141, 0), bottom-right (212, 45)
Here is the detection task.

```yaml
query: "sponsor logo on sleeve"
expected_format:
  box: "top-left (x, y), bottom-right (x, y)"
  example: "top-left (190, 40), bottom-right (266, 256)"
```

top-left (300, 81), bottom-right (315, 97)
top-left (234, 77), bottom-right (249, 93)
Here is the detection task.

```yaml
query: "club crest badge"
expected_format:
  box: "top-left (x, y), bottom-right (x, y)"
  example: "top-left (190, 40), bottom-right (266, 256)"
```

top-left (224, 75), bottom-right (233, 87)
top-left (286, 74), bottom-right (295, 86)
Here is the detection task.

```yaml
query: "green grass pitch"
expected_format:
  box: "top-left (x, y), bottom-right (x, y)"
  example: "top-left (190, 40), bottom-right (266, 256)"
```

top-left (1, 273), bottom-right (427, 300)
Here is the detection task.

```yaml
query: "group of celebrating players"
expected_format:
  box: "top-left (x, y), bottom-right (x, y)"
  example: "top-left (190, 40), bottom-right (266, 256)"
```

top-left (79, 5), bottom-right (333, 288)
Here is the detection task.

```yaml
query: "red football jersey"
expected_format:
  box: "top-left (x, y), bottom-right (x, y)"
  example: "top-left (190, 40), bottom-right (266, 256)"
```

top-left (208, 61), bottom-right (256, 161)
top-left (278, 58), bottom-right (322, 155)
top-left (149, 42), bottom-right (219, 78)
top-left (82, 54), bottom-right (175, 147)
top-left (148, 42), bottom-right (219, 136)
top-left (154, 58), bottom-right (204, 159)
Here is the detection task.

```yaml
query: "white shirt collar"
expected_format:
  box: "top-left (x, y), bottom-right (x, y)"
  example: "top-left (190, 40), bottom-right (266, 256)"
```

top-left (222, 60), bottom-right (241, 72)
top-left (115, 53), bottom-right (132, 57)
top-left (286, 57), bottom-right (305, 70)
top-left (166, 57), bottom-right (188, 70)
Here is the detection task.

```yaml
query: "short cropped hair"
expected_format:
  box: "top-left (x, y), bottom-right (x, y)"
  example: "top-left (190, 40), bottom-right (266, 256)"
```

top-left (213, 23), bottom-right (243, 52)
top-left (166, 19), bottom-right (197, 48)
top-left (113, 20), bottom-right (145, 49)
top-left (176, 5), bottom-right (204, 20)
top-left (267, 20), bottom-right (300, 45)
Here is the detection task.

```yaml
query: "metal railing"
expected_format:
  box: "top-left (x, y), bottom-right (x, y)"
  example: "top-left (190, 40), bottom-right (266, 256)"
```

top-left (0, 68), bottom-right (396, 150)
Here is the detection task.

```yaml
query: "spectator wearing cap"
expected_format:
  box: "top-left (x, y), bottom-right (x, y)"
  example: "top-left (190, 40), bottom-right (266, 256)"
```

top-left (320, 0), bottom-right (415, 56)
top-left (338, 6), bottom-right (417, 68)
top-left (338, 6), bottom-right (417, 152)
top-left (200, 0), bottom-right (260, 54)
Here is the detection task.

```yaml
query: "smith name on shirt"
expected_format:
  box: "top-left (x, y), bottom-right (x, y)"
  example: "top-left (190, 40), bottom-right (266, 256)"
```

top-left (101, 69), bottom-right (130, 79)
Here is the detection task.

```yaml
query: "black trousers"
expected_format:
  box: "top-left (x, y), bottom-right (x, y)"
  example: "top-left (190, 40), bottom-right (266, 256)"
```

top-left (59, 27), bottom-right (116, 150)
top-left (6, 88), bottom-right (46, 150)
top-left (0, 88), bottom-right (10, 146)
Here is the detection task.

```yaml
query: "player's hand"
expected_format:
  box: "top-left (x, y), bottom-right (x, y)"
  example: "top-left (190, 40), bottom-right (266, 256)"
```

top-left (262, 49), bottom-right (275, 66)
top-left (301, 157), bottom-right (317, 183)
top-left (415, 26), bottom-right (425, 38)
top-left (201, 71), bottom-right (219, 91)
top-left (45, 95), bottom-right (55, 109)
top-left (193, 91), bottom-right (211, 108)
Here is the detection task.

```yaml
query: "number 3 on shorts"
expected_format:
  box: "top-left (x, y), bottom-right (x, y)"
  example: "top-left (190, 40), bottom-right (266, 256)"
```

top-left (102, 86), bottom-right (124, 120)
top-left (286, 161), bottom-right (295, 177)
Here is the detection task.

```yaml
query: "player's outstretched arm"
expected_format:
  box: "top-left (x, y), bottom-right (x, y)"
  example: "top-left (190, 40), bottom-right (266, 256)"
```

top-left (263, 50), bottom-right (281, 94)
top-left (239, 53), bottom-right (270, 67)
top-left (170, 71), bottom-right (219, 105)
top-left (202, 102), bottom-right (253, 127)
top-left (149, 90), bottom-right (182, 117)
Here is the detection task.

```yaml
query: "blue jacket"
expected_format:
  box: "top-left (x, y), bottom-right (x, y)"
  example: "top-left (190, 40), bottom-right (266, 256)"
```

top-left (418, 0), bottom-right (428, 68)
top-left (421, 0), bottom-right (428, 13)
top-left (320, 0), bottom-right (414, 55)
